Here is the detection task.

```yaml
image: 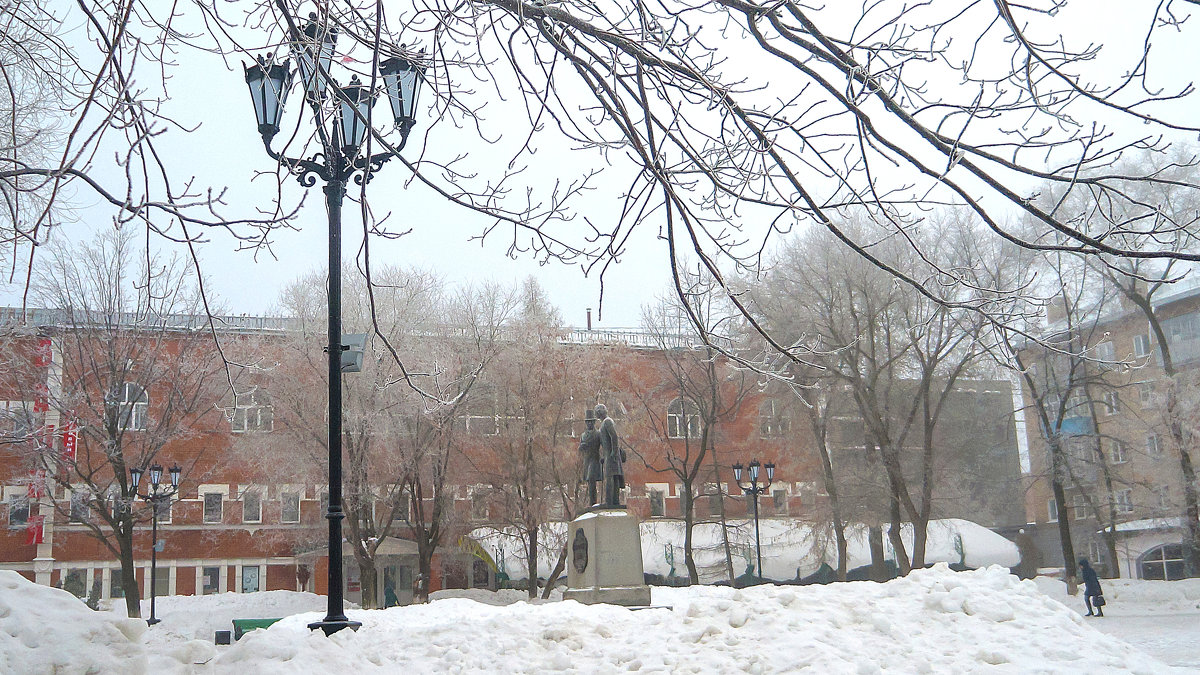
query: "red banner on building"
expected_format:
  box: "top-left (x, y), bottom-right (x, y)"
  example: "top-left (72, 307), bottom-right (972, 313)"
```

top-left (33, 383), bottom-right (48, 413)
top-left (27, 470), bottom-right (46, 499)
top-left (24, 515), bottom-right (44, 546)
top-left (33, 338), bottom-right (52, 367)
top-left (61, 422), bottom-right (77, 462)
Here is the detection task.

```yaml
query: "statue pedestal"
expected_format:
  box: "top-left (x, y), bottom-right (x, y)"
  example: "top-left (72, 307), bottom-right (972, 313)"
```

top-left (564, 508), bottom-right (651, 607)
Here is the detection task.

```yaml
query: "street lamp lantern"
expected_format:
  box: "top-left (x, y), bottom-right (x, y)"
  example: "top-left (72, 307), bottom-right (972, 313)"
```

top-left (380, 52), bottom-right (425, 132)
top-left (732, 457), bottom-right (777, 585)
top-left (130, 460), bottom-right (181, 626)
top-left (244, 54), bottom-right (293, 138)
top-left (338, 76), bottom-right (375, 154)
top-left (242, 8), bottom-right (425, 637)
top-left (295, 12), bottom-right (337, 100)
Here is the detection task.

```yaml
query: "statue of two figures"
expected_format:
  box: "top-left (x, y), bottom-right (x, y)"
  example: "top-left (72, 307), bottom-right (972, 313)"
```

top-left (578, 405), bottom-right (625, 507)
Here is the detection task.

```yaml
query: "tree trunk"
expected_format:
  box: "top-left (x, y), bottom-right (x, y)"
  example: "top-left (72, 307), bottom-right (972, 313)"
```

top-left (1049, 437), bottom-right (1078, 591)
top-left (1167, 384), bottom-right (1200, 575)
top-left (416, 543), bottom-right (433, 603)
top-left (357, 554), bottom-right (379, 609)
top-left (911, 517), bottom-right (929, 570)
top-left (868, 526), bottom-right (887, 582)
top-left (886, 473), bottom-right (912, 575)
top-left (683, 488), bottom-right (699, 583)
top-left (525, 525), bottom-right (539, 599)
top-left (542, 541), bottom-right (568, 599)
top-left (118, 527), bottom-right (140, 618)
top-left (708, 453), bottom-right (735, 584)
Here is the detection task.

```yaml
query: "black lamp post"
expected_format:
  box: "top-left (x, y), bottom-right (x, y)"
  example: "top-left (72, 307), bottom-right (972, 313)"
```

top-left (243, 10), bottom-right (425, 636)
top-left (732, 459), bottom-right (775, 584)
top-left (129, 462), bottom-right (181, 625)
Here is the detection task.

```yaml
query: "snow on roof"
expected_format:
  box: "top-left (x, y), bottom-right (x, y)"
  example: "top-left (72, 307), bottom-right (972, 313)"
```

top-left (472, 517), bottom-right (1019, 582)
top-left (0, 565), bottom-right (1171, 672)
top-left (1109, 516), bottom-right (1188, 533)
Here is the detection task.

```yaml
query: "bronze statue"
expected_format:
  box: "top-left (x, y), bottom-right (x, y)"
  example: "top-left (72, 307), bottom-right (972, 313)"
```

top-left (578, 408), bottom-right (602, 505)
top-left (595, 404), bottom-right (625, 506)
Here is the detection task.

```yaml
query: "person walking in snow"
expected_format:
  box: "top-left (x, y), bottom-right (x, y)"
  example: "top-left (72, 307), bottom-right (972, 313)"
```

top-left (1078, 558), bottom-right (1104, 617)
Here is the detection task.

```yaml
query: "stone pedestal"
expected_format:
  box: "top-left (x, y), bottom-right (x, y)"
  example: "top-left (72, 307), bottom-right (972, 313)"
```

top-left (564, 508), bottom-right (651, 607)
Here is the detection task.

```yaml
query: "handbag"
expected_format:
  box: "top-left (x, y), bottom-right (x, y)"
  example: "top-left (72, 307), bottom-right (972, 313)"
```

top-left (1094, 595), bottom-right (1106, 607)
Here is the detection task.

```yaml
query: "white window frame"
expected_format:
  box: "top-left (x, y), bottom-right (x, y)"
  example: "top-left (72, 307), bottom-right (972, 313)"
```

top-left (1146, 433), bottom-right (1163, 458)
top-left (1, 401), bottom-right (35, 441)
top-left (469, 486), bottom-right (488, 521)
top-left (758, 399), bottom-right (790, 439)
top-left (1101, 391), bottom-right (1119, 416)
top-left (771, 485), bottom-right (790, 514)
top-left (646, 483), bottom-right (669, 518)
top-left (1133, 334), bottom-right (1150, 358)
top-left (199, 484), bottom-right (229, 524)
top-left (5, 488), bottom-right (29, 529)
top-left (1071, 493), bottom-right (1089, 520)
top-left (1139, 382), bottom-right (1154, 405)
top-left (231, 389), bottom-right (274, 433)
top-left (1094, 341), bottom-right (1115, 363)
top-left (240, 486), bottom-right (263, 524)
top-left (68, 486), bottom-right (90, 523)
top-left (1047, 498), bottom-right (1058, 522)
top-left (1112, 488), bottom-right (1133, 514)
top-left (280, 487), bottom-right (302, 524)
top-left (110, 383), bottom-right (148, 431)
top-left (667, 398), bottom-right (701, 439)
top-left (1110, 439), bottom-right (1129, 464)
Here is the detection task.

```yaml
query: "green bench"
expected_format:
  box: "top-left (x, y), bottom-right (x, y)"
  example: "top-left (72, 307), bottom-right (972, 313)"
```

top-left (231, 618), bottom-right (283, 641)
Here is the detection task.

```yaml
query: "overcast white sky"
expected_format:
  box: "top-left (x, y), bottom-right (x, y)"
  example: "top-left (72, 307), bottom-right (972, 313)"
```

top-left (1, 0), bottom-right (1195, 330)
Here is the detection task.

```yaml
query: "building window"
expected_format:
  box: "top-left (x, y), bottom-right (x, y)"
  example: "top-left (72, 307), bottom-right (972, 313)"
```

top-left (1114, 488), bottom-right (1133, 514)
top-left (203, 493), bottom-right (223, 524)
top-left (1094, 341), bottom-right (1115, 363)
top-left (7, 494), bottom-right (28, 528)
top-left (772, 488), bottom-right (788, 514)
top-left (108, 383), bottom-right (148, 431)
top-left (462, 389), bottom-right (500, 436)
top-left (202, 566), bottom-right (220, 595)
top-left (758, 399), bottom-right (789, 439)
top-left (1109, 440), bottom-right (1129, 464)
top-left (154, 498), bottom-right (172, 524)
top-left (1101, 391), bottom-right (1119, 416)
top-left (1047, 498), bottom-right (1058, 522)
top-left (1146, 433), bottom-right (1163, 458)
top-left (281, 491), bottom-right (301, 523)
top-left (471, 491), bottom-right (488, 521)
top-left (231, 389), bottom-right (273, 433)
top-left (110, 569), bottom-right (124, 598)
top-left (1140, 544), bottom-right (1186, 581)
top-left (1071, 493), bottom-right (1089, 520)
top-left (241, 566), bottom-right (260, 593)
top-left (242, 488), bottom-right (262, 523)
top-left (1155, 485), bottom-right (1171, 510)
top-left (152, 568), bottom-right (169, 597)
top-left (62, 569), bottom-right (88, 598)
top-left (70, 491), bottom-right (89, 522)
top-left (667, 398), bottom-right (701, 439)
top-left (648, 489), bottom-right (665, 517)
top-left (1138, 382), bottom-right (1154, 405)
top-left (1133, 334), bottom-right (1150, 358)
top-left (1, 401), bottom-right (35, 441)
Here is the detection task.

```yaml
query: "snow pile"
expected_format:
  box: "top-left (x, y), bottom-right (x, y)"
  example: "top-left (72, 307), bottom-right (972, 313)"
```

top-left (429, 588), bottom-right (562, 605)
top-left (117, 589), bottom-right (332, 642)
top-left (208, 565), bottom-right (1169, 673)
top-left (475, 517), bottom-right (1019, 582)
top-left (0, 571), bottom-right (149, 674)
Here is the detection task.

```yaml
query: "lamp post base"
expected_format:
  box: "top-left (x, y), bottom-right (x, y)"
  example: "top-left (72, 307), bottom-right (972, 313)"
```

top-left (307, 617), bottom-right (362, 636)
top-left (147, 617), bottom-right (161, 626)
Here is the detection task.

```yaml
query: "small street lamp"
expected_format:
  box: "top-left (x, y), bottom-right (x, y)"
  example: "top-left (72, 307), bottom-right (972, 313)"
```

top-left (732, 459), bottom-right (775, 585)
top-left (243, 10), bottom-right (425, 636)
top-left (129, 462), bottom-right (181, 625)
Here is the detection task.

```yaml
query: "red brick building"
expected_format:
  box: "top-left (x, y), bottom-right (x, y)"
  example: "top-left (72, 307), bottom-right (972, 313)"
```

top-left (1, 310), bottom-right (1024, 605)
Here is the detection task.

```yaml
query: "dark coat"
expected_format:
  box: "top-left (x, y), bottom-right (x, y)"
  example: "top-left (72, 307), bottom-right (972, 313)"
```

top-left (598, 416), bottom-right (624, 479)
top-left (1079, 562), bottom-right (1102, 597)
top-left (578, 428), bottom-right (602, 481)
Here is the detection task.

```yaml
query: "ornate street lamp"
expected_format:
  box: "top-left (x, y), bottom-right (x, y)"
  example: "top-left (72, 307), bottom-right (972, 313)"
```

top-left (732, 459), bottom-right (775, 584)
top-left (243, 9), bottom-right (425, 636)
top-left (130, 462), bottom-right (182, 625)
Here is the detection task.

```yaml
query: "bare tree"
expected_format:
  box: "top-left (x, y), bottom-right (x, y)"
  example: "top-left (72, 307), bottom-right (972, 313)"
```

top-left (2, 228), bottom-right (224, 618)
top-left (631, 279), bottom-right (750, 583)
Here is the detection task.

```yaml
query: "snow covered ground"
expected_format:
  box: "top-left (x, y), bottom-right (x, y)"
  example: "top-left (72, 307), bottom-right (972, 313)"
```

top-left (1033, 576), bottom-right (1200, 669)
top-left (2, 566), bottom-right (1197, 674)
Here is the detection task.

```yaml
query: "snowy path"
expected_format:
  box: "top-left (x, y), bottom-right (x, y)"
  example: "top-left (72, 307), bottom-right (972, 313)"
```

top-left (1077, 611), bottom-right (1200, 669)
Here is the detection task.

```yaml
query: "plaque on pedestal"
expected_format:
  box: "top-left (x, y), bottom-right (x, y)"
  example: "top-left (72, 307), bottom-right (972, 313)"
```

top-left (563, 507), bottom-right (651, 607)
